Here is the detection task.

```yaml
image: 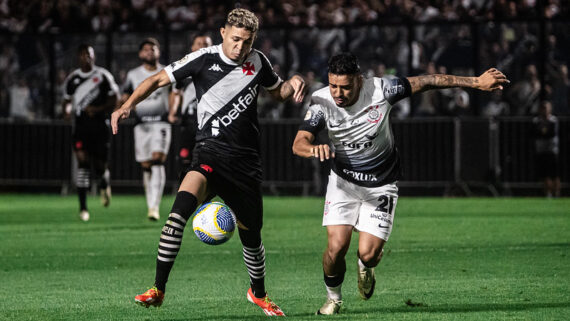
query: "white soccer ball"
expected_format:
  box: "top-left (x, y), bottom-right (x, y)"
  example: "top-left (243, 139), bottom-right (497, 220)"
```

top-left (192, 202), bottom-right (237, 245)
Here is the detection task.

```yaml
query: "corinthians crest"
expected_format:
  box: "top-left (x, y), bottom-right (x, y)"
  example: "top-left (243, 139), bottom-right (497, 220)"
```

top-left (366, 105), bottom-right (383, 124)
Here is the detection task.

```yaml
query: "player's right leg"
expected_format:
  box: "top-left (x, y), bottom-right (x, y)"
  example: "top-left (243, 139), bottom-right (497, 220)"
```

top-left (135, 170), bottom-right (209, 307)
top-left (317, 171), bottom-right (360, 314)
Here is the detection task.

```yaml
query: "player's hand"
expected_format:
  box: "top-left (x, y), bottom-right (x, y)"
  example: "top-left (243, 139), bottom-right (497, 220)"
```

top-left (167, 113), bottom-right (179, 124)
top-left (477, 68), bottom-right (510, 91)
top-left (111, 107), bottom-right (131, 135)
top-left (310, 144), bottom-right (335, 162)
top-left (290, 75), bottom-right (306, 103)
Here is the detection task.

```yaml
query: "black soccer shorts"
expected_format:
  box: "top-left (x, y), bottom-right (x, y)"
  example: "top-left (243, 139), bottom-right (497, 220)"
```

top-left (182, 142), bottom-right (264, 232)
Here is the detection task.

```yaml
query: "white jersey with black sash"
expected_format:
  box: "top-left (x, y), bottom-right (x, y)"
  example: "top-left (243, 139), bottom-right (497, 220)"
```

top-left (63, 66), bottom-right (119, 120)
top-left (163, 44), bottom-right (282, 158)
top-left (300, 77), bottom-right (411, 187)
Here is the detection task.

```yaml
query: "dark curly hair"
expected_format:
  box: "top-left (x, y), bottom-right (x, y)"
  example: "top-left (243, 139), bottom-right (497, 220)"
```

top-left (328, 52), bottom-right (360, 75)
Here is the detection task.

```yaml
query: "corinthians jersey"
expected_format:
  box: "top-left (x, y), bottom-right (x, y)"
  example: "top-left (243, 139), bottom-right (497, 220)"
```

top-left (63, 66), bottom-right (119, 119)
top-left (124, 65), bottom-right (170, 123)
top-left (300, 77), bottom-right (411, 187)
top-left (163, 44), bottom-right (282, 156)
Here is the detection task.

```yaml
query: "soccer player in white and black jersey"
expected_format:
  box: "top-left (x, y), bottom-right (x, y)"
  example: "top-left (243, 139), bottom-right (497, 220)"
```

top-left (62, 44), bottom-right (119, 222)
top-left (112, 9), bottom-right (305, 316)
top-left (293, 53), bottom-right (509, 315)
top-left (120, 38), bottom-right (171, 221)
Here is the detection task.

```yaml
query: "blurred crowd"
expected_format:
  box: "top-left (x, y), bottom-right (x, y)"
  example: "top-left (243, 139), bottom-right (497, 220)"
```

top-left (1, 0), bottom-right (568, 33)
top-left (0, 0), bottom-right (569, 120)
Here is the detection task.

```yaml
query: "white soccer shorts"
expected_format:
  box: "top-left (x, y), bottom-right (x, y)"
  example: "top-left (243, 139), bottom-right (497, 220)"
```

top-left (323, 171), bottom-right (398, 241)
top-left (134, 122), bottom-right (172, 162)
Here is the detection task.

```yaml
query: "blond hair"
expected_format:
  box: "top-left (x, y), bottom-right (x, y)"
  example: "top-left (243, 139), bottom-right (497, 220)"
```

top-left (225, 8), bottom-right (259, 34)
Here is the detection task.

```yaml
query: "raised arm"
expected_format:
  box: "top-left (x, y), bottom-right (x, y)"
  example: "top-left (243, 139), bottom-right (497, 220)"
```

top-left (268, 74), bottom-right (306, 103)
top-left (292, 130), bottom-right (334, 162)
top-left (111, 69), bottom-right (171, 134)
top-left (407, 68), bottom-right (509, 95)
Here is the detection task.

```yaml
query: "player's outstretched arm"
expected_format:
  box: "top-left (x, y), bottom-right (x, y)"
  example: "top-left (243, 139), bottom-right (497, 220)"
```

top-left (269, 74), bottom-right (306, 103)
top-left (111, 69), bottom-right (171, 134)
top-left (407, 68), bottom-right (510, 95)
top-left (292, 130), bottom-right (334, 162)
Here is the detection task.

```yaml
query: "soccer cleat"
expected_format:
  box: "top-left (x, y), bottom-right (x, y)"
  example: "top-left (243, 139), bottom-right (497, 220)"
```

top-left (316, 298), bottom-right (343, 315)
top-left (79, 210), bottom-right (90, 222)
top-left (357, 264), bottom-right (376, 300)
top-left (134, 286), bottom-right (164, 308)
top-left (148, 207), bottom-right (160, 221)
top-left (246, 288), bottom-right (285, 316)
top-left (100, 186), bottom-right (111, 207)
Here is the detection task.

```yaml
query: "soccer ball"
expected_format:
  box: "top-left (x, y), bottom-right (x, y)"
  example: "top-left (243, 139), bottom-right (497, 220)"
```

top-left (192, 202), bottom-right (237, 245)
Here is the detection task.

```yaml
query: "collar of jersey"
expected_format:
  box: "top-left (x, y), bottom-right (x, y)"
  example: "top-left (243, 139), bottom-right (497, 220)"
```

top-left (217, 44), bottom-right (251, 66)
top-left (77, 67), bottom-right (96, 78)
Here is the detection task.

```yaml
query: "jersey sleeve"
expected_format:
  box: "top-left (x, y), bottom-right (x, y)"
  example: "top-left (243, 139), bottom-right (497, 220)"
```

top-left (257, 51), bottom-right (282, 90)
top-left (380, 77), bottom-right (411, 105)
top-left (163, 50), bottom-right (205, 84)
top-left (62, 73), bottom-right (74, 100)
top-left (299, 102), bottom-right (326, 135)
top-left (102, 69), bottom-right (120, 96)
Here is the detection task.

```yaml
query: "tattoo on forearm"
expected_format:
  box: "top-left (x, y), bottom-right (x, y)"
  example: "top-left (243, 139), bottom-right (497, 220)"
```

top-left (409, 74), bottom-right (479, 94)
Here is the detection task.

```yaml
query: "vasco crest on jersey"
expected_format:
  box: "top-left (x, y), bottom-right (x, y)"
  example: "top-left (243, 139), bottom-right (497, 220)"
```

top-left (366, 105), bottom-right (383, 124)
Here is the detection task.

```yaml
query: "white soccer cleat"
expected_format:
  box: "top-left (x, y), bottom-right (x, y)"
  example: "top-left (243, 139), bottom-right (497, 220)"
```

top-left (100, 186), bottom-right (111, 207)
top-left (148, 207), bottom-right (160, 221)
top-left (79, 210), bottom-right (90, 222)
top-left (357, 264), bottom-right (376, 300)
top-left (316, 298), bottom-right (343, 315)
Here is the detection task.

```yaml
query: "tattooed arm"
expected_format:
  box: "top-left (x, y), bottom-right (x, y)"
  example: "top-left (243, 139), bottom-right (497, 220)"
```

top-left (407, 68), bottom-right (510, 95)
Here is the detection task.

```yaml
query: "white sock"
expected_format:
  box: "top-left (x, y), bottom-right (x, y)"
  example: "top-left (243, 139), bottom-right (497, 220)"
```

top-left (358, 258), bottom-right (369, 271)
top-left (150, 165), bottom-right (165, 209)
top-left (326, 284), bottom-right (342, 301)
top-left (143, 170), bottom-right (152, 209)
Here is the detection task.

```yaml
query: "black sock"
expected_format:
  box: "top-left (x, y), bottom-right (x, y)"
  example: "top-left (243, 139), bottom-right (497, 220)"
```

top-left (239, 229), bottom-right (266, 298)
top-left (77, 166), bottom-right (90, 211)
top-left (324, 273), bottom-right (345, 288)
top-left (154, 191), bottom-right (198, 292)
top-left (78, 187), bottom-right (87, 211)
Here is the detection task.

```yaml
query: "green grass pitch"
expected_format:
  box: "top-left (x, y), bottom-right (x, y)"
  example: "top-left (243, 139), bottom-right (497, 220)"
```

top-left (1, 194), bottom-right (569, 321)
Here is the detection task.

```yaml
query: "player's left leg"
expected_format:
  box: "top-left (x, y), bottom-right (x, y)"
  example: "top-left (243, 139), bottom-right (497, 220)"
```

top-left (356, 233), bottom-right (385, 300)
top-left (220, 182), bottom-right (284, 316)
top-left (354, 182), bottom-right (399, 300)
top-left (93, 158), bottom-right (111, 207)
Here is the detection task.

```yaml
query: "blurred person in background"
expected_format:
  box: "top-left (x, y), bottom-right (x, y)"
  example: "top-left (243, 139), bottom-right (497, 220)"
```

top-left (168, 33), bottom-right (213, 174)
top-left (120, 37), bottom-right (171, 221)
top-left (62, 44), bottom-right (119, 221)
top-left (506, 64), bottom-right (540, 115)
top-left (8, 75), bottom-right (32, 121)
top-left (532, 101), bottom-right (561, 197)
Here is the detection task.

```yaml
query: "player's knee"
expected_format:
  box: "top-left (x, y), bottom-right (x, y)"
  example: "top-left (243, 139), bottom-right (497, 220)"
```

top-left (327, 239), bottom-right (350, 259)
top-left (359, 248), bottom-right (384, 267)
top-left (238, 228), bottom-right (261, 248)
top-left (151, 152), bottom-right (166, 163)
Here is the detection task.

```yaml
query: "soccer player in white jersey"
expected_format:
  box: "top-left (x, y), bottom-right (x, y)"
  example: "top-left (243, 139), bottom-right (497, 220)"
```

top-left (111, 9), bottom-right (305, 316)
top-left (120, 38), bottom-right (171, 221)
top-left (293, 53), bottom-right (509, 315)
top-left (62, 44), bottom-right (119, 221)
top-left (168, 34), bottom-right (213, 172)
